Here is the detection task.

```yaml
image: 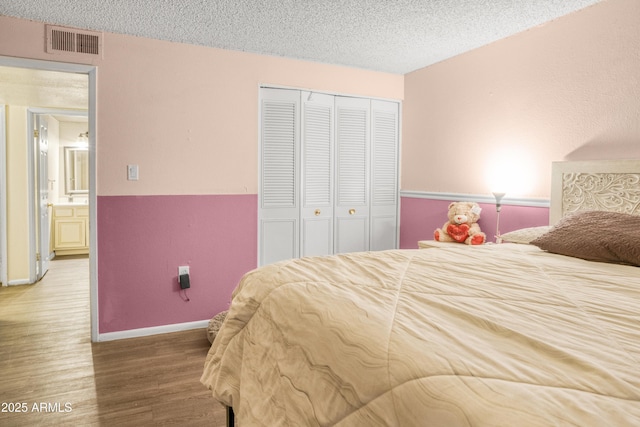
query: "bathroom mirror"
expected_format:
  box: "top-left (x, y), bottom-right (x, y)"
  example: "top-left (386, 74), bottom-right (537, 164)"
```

top-left (64, 147), bottom-right (89, 194)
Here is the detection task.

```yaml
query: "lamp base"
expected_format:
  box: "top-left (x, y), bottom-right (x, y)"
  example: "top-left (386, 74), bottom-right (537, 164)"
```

top-left (492, 192), bottom-right (506, 243)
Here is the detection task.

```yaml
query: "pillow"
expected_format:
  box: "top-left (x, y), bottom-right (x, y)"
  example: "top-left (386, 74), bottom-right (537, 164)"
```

top-left (530, 210), bottom-right (640, 266)
top-left (501, 226), bottom-right (551, 244)
top-left (207, 310), bottom-right (228, 344)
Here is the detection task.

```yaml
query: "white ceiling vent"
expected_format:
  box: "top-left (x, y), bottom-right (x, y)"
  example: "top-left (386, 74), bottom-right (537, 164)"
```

top-left (46, 25), bottom-right (102, 58)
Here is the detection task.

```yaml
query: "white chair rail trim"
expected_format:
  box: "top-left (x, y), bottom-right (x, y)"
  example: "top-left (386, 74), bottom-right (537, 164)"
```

top-left (400, 190), bottom-right (550, 208)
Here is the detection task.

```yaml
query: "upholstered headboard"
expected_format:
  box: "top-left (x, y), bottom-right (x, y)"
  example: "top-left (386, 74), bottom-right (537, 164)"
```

top-left (550, 159), bottom-right (640, 225)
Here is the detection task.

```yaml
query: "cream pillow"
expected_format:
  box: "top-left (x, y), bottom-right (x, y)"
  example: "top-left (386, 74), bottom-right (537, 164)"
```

top-left (500, 226), bottom-right (551, 244)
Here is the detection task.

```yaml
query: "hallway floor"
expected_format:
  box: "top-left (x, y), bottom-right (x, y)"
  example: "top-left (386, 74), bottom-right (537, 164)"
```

top-left (0, 255), bottom-right (225, 426)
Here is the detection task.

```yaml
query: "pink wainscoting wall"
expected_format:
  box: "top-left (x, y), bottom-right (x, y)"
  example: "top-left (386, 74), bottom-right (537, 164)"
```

top-left (97, 193), bottom-right (551, 333)
top-left (97, 192), bottom-right (551, 332)
top-left (97, 194), bottom-right (257, 333)
top-left (399, 197), bottom-right (550, 249)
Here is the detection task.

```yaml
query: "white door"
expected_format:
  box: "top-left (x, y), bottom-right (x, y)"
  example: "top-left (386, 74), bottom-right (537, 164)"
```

top-left (300, 92), bottom-right (334, 258)
top-left (0, 105), bottom-right (6, 286)
top-left (370, 100), bottom-right (399, 251)
top-left (258, 88), bottom-right (400, 263)
top-left (258, 88), bottom-right (300, 266)
top-left (36, 115), bottom-right (50, 279)
top-left (334, 96), bottom-right (370, 254)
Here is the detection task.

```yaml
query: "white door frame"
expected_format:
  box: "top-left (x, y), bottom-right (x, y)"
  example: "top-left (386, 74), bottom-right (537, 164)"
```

top-left (0, 55), bottom-right (98, 342)
top-left (0, 105), bottom-right (7, 287)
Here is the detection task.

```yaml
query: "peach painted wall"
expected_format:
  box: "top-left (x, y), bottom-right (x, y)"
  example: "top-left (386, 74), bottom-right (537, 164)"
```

top-left (0, 15), bottom-right (403, 197)
top-left (402, 0), bottom-right (640, 198)
top-left (98, 34), bottom-right (403, 196)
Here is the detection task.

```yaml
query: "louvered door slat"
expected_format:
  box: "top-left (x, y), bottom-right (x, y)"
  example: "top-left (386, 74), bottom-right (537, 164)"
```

top-left (337, 108), bottom-right (367, 205)
top-left (262, 101), bottom-right (296, 207)
top-left (303, 104), bottom-right (332, 206)
top-left (372, 110), bottom-right (398, 205)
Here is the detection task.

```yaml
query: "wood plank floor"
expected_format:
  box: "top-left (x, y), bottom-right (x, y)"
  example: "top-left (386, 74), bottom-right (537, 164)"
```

top-left (0, 255), bottom-right (226, 426)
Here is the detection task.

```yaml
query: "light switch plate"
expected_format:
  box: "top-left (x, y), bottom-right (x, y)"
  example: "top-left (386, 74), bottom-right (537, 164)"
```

top-left (127, 164), bottom-right (139, 181)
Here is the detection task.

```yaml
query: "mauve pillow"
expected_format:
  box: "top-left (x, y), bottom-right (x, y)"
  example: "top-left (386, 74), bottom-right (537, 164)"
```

top-left (531, 210), bottom-right (640, 266)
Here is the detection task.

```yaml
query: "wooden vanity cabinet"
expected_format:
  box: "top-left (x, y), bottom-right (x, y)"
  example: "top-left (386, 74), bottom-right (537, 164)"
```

top-left (52, 205), bottom-right (89, 255)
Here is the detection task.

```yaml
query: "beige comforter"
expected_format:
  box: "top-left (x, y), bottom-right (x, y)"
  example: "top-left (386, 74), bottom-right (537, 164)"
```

top-left (201, 244), bottom-right (640, 426)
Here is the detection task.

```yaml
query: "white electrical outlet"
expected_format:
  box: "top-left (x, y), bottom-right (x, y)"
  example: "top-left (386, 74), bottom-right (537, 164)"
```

top-left (178, 266), bottom-right (189, 276)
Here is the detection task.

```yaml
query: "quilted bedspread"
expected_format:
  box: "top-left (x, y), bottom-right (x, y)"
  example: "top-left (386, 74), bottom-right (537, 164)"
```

top-left (201, 244), bottom-right (640, 426)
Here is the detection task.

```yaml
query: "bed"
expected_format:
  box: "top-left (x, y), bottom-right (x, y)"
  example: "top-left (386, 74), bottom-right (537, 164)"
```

top-left (201, 160), bottom-right (640, 426)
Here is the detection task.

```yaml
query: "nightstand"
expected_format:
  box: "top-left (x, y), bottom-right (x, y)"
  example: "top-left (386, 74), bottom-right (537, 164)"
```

top-left (418, 240), bottom-right (483, 249)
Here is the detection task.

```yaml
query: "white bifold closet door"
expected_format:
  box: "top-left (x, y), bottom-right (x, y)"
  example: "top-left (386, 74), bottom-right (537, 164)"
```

top-left (259, 88), bottom-right (300, 266)
top-left (369, 99), bottom-right (399, 251)
top-left (259, 87), bottom-right (398, 266)
top-left (301, 92), bottom-right (335, 258)
top-left (334, 96), bottom-right (370, 254)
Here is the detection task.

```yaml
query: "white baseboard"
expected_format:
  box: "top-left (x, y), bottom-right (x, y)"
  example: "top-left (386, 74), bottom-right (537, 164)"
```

top-left (7, 278), bottom-right (32, 286)
top-left (97, 319), bottom-right (210, 342)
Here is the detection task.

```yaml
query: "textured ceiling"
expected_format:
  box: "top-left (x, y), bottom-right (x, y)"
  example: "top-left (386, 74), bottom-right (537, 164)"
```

top-left (0, 0), bottom-right (602, 74)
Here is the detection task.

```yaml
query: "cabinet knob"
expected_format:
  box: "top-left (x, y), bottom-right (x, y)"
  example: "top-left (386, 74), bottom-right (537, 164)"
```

top-left (349, 208), bottom-right (356, 215)
top-left (314, 209), bottom-right (321, 216)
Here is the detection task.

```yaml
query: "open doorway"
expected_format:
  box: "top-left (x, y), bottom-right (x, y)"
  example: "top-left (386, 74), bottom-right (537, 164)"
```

top-left (28, 108), bottom-right (89, 281)
top-left (0, 56), bottom-right (98, 341)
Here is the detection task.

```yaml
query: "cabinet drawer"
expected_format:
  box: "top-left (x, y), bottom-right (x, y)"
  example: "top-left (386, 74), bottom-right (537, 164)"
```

top-left (53, 207), bottom-right (75, 217)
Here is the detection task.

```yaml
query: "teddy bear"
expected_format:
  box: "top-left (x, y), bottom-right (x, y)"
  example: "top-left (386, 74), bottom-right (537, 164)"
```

top-left (434, 201), bottom-right (486, 245)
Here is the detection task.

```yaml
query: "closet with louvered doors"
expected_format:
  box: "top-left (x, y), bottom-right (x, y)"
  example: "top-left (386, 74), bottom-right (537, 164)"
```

top-left (258, 87), bottom-right (399, 266)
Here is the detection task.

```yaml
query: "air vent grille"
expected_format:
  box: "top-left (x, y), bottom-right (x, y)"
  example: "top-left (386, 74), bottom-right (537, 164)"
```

top-left (46, 25), bottom-right (102, 57)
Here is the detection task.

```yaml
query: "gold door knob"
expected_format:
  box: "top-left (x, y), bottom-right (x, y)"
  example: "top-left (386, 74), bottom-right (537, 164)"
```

top-left (314, 209), bottom-right (321, 216)
top-left (349, 208), bottom-right (356, 215)
top-left (47, 203), bottom-right (54, 207)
